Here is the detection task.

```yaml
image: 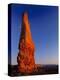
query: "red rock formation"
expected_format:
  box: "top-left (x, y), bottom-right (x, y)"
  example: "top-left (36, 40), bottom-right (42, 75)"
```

top-left (17, 12), bottom-right (35, 74)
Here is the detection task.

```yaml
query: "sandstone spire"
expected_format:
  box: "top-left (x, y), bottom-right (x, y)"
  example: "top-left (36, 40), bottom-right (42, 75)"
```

top-left (17, 12), bottom-right (35, 74)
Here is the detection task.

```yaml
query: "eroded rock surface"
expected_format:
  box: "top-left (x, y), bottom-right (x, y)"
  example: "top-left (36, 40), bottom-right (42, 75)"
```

top-left (17, 12), bottom-right (35, 74)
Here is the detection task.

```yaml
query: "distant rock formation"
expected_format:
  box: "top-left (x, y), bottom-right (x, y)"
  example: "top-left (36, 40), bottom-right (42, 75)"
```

top-left (17, 12), bottom-right (35, 74)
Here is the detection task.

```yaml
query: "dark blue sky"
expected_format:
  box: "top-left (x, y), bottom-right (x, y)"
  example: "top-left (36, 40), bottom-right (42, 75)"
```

top-left (10, 4), bottom-right (58, 65)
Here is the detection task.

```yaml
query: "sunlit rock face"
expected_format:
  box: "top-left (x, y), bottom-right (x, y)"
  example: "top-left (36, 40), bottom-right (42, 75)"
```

top-left (17, 12), bottom-right (35, 74)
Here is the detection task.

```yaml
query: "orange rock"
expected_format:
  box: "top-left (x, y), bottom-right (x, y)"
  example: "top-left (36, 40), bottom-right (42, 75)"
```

top-left (17, 12), bottom-right (35, 74)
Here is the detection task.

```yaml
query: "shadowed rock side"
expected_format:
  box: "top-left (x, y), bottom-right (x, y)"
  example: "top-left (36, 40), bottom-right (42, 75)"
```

top-left (17, 12), bottom-right (36, 74)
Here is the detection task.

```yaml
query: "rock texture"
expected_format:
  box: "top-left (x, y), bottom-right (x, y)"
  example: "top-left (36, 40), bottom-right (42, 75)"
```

top-left (17, 12), bottom-right (35, 74)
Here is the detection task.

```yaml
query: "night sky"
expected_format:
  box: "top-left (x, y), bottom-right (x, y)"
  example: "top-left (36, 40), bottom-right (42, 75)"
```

top-left (10, 4), bottom-right (58, 65)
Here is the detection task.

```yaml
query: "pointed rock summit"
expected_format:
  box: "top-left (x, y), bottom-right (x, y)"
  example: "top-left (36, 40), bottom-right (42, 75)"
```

top-left (17, 12), bottom-right (35, 74)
